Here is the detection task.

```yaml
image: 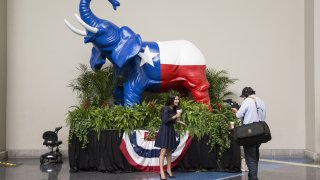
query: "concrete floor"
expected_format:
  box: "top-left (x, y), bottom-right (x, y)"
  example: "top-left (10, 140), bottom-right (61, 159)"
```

top-left (1, 157), bottom-right (320, 180)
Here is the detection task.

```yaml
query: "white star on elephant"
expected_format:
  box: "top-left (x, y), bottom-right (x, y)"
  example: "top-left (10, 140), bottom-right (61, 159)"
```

top-left (138, 46), bottom-right (158, 67)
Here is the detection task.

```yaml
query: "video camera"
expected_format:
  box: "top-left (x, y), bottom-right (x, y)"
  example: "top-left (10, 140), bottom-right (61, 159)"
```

top-left (223, 99), bottom-right (240, 110)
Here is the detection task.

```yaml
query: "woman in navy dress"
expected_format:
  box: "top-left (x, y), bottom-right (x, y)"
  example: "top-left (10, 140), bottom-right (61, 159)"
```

top-left (155, 95), bottom-right (181, 180)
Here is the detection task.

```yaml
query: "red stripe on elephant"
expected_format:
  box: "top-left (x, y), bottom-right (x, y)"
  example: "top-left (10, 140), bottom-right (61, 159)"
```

top-left (160, 64), bottom-right (210, 106)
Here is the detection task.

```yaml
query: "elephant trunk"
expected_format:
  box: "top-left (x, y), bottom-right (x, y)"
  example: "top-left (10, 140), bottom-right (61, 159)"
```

top-left (79, 0), bottom-right (101, 27)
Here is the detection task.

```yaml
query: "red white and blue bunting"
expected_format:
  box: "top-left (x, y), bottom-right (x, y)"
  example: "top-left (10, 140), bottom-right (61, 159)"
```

top-left (120, 130), bottom-right (192, 172)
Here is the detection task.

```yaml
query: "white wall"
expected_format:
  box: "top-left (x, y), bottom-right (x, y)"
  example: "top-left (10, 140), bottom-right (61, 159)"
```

top-left (304, 0), bottom-right (320, 160)
top-left (305, 0), bottom-right (315, 153)
top-left (314, 0), bottom-right (320, 157)
top-left (6, 0), bottom-right (305, 153)
top-left (0, 0), bottom-right (7, 153)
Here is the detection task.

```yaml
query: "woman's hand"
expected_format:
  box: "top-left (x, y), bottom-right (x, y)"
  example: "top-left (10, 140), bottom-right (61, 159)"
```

top-left (176, 110), bottom-right (182, 119)
top-left (173, 111), bottom-right (182, 120)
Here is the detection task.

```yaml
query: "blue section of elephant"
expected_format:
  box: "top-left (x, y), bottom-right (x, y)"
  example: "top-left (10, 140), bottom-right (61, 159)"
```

top-left (121, 41), bottom-right (161, 106)
top-left (140, 41), bottom-right (161, 92)
top-left (78, 0), bottom-right (168, 107)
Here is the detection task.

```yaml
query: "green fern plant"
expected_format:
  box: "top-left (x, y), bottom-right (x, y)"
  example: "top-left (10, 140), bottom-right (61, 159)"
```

top-left (206, 69), bottom-right (238, 106)
top-left (68, 64), bottom-right (115, 107)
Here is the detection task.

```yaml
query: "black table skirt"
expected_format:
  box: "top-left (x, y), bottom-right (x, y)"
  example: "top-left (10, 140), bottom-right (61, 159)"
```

top-left (173, 134), bottom-right (241, 172)
top-left (68, 130), bottom-right (135, 173)
top-left (69, 130), bottom-right (241, 173)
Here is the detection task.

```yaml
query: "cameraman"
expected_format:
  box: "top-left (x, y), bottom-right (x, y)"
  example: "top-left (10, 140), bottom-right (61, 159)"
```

top-left (231, 87), bottom-right (266, 180)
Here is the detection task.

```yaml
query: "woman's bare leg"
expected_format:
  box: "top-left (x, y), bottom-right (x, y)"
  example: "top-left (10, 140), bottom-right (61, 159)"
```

top-left (166, 149), bottom-right (173, 176)
top-left (159, 148), bottom-right (167, 179)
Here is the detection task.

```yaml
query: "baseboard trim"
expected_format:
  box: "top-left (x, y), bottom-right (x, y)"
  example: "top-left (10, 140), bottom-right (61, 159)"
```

top-left (6, 149), bottom-right (320, 161)
top-left (260, 149), bottom-right (305, 158)
top-left (260, 149), bottom-right (320, 161)
top-left (7, 149), bottom-right (67, 158)
top-left (305, 150), bottom-right (320, 161)
top-left (0, 151), bottom-right (8, 160)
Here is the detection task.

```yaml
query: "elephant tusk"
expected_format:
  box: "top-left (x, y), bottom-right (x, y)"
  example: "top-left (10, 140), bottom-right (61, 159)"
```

top-left (75, 13), bottom-right (98, 34)
top-left (64, 19), bottom-right (86, 36)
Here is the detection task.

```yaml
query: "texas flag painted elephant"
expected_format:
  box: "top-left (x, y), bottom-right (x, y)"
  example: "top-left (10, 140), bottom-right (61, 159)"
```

top-left (65, 0), bottom-right (211, 107)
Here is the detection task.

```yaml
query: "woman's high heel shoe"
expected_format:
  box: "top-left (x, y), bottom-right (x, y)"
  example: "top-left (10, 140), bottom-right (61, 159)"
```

top-left (160, 174), bottom-right (167, 180)
top-left (166, 172), bottom-right (176, 179)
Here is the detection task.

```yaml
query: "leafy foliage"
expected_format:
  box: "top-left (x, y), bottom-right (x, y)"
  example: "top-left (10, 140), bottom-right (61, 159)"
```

top-left (68, 64), bottom-right (115, 107)
top-left (66, 93), bottom-right (238, 154)
top-left (206, 69), bottom-right (238, 106)
top-left (66, 66), bottom-right (239, 156)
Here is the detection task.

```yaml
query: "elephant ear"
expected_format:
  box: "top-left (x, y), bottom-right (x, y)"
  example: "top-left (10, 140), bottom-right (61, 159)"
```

top-left (111, 26), bottom-right (142, 69)
top-left (90, 47), bottom-right (106, 71)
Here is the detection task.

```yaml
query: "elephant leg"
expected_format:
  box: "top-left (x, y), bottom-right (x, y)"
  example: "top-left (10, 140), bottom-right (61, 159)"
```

top-left (114, 85), bottom-right (124, 106)
top-left (190, 88), bottom-right (210, 105)
top-left (187, 81), bottom-right (211, 107)
top-left (123, 82), bottom-right (144, 107)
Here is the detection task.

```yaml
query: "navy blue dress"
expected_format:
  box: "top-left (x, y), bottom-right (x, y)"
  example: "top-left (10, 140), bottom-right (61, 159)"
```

top-left (155, 105), bottom-right (177, 150)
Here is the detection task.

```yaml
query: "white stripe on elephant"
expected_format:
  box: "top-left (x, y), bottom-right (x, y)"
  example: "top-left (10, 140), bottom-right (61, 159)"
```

top-left (157, 40), bottom-right (206, 65)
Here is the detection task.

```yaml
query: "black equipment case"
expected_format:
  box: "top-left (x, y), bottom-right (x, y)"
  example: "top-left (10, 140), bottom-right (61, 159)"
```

top-left (234, 121), bottom-right (271, 146)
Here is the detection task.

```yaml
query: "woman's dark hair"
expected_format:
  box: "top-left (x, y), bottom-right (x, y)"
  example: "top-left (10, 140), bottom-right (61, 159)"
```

top-left (165, 95), bottom-right (180, 111)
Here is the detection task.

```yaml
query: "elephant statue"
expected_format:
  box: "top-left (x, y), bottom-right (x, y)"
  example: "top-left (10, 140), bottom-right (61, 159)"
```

top-left (65, 0), bottom-right (211, 107)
